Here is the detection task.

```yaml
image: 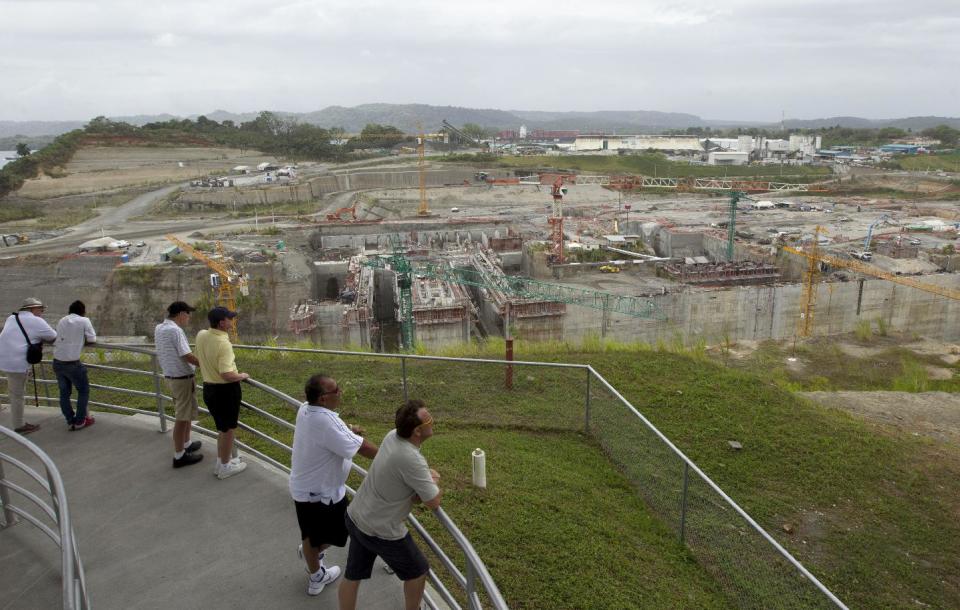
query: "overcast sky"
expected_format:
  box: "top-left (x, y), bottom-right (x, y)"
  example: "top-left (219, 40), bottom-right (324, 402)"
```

top-left (1, 0), bottom-right (957, 122)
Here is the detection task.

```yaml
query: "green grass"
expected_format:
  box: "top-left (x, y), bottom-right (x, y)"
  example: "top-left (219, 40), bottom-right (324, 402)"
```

top-left (896, 152), bottom-right (960, 173)
top-left (31, 338), bottom-right (960, 609)
top-left (445, 153), bottom-right (833, 181)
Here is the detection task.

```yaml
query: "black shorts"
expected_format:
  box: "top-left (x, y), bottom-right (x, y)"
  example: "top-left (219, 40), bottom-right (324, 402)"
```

top-left (295, 496), bottom-right (349, 548)
top-left (202, 382), bottom-right (241, 432)
top-left (344, 513), bottom-right (429, 581)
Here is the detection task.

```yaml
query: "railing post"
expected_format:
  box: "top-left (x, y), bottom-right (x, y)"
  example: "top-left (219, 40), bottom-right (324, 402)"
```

top-left (151, 355), bottom-right (167, 433)
top-left (584, 368), bottom-right (591, 434)
top-left (0, 460), bottom-right (18, 528)
top-left (465, 556), bottom-right (480, 610)
top-left (679, 462), bottom-right (689, 544)
top-left (39, 362), bottom-right (51, 403)
top-left (401, 356), bottom-right (409, 402)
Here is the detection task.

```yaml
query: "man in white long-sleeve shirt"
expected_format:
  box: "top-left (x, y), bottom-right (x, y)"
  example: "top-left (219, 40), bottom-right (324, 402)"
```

top-left (53, 300), bottom-right (97, 431)
top-left (0, 297), bottom-right (57, 434)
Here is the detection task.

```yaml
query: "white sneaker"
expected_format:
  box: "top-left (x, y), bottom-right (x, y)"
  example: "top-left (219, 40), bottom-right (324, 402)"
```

top-left (216, 460), bottom-right (247, 480)
top-left (213, 456), bottom-right (243, 476)
top-left (306, 565), bottom-right (341, 596)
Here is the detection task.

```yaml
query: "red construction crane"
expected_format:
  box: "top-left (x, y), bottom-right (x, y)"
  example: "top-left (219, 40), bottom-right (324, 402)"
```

top-left (548, 175), bottom-right (567, 263)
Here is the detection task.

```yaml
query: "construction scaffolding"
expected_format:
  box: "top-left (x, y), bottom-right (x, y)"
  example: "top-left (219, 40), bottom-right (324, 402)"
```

top-left (660, 260), bottom-right (781, 286)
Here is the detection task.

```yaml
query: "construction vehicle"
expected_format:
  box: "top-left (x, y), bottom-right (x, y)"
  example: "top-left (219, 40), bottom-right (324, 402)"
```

top-left (862, 214), bottom-right (893, 252)
top-left (164, 235), bottom-right (248, 341)
top-left (599, 265), bottom-right (621, 273)
top-left (782, 227), bottom-right (960, 338)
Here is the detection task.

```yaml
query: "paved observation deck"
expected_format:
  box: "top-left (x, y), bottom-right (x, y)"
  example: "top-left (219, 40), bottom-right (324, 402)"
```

top-left (1, 407), bottom-right (407, 609)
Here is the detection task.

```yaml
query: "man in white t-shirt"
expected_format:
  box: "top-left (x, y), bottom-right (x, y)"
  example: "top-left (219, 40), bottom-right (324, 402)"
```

top-left (289, 374), bottom-right (377, 597)
top-left (53, 300), bottom-right (97, 431)
top-left (0, 297), bottom-right (57, 434)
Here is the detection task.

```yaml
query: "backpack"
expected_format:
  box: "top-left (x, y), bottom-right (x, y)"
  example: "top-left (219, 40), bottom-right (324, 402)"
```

top-left (14, 312), bottom-right (44, 364)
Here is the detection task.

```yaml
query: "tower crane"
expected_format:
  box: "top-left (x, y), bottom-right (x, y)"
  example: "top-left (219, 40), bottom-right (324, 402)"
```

top-left (548, 175), bottom-right (568, 264)
top-left (417, 125), bottom-right (429, 217)
top-left (781, 230), bottom-right (960, 338)
top-left (363, 236), bottom-right (666, 350)
top-left (165, 235), bottom-right (248, 341)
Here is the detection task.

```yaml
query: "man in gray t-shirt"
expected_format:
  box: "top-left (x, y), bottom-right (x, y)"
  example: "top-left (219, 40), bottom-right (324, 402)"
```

top-left (340, 399), bottom-right (441, 610)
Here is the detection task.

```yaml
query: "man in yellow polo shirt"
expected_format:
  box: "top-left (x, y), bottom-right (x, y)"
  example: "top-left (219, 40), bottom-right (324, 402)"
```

top-left (196, 306), bottom-right (250, 480)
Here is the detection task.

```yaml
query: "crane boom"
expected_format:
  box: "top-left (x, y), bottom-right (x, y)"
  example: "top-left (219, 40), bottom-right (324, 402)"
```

top-left (165, 235), bottom-right (246, 340)
top-left (783, 244), bottom-right (960, 301)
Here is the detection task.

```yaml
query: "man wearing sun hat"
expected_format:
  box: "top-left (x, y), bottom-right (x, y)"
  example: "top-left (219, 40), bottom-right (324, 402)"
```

top-left (0, 298), bottom-right (57, 434)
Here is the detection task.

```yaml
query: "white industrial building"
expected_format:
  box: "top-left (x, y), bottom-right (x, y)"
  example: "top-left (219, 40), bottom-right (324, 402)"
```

top-left (573, 135), bottom-right (702, 152)
top-left (707, 151), bottom-right (749, 165)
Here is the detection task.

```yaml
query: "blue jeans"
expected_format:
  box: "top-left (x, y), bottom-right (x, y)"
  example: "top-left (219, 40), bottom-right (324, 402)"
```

top-left (53, 360), bottom-right (90, 425)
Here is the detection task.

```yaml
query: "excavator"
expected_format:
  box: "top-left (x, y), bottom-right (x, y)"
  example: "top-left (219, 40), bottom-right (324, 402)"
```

top-left (326, 194), bottom-right (360, 222)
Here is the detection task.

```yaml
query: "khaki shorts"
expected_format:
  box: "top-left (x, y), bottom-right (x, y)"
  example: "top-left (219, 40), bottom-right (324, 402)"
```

top-left (165, 376), bottom-right (199, 421)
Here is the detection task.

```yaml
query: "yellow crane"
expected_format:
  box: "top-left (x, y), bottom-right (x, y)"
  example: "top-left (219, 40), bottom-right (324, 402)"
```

top-left (165, 235), bottom-right (248, 341)
top-left (782, 227), bottom-right (960, 338)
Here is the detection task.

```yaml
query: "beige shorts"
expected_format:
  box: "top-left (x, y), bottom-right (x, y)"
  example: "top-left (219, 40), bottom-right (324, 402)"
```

top-left (165, 376), bottom-right (199, 421)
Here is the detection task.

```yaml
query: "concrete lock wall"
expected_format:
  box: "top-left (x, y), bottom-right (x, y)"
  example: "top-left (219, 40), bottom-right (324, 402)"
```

top-left (2, 256), bottom-right (958, 349)
top-left (555, 275), bottom-right (960, 345)
top-left (177, 168), bottom-right (481, 208)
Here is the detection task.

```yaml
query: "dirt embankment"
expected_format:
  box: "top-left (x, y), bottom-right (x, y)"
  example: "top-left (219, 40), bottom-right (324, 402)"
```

top-left (802, 390), bottom-right (960, 445)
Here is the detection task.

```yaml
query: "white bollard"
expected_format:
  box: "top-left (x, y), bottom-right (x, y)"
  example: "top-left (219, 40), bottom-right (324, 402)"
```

top-left (471, 448), bottom-right (486, 489)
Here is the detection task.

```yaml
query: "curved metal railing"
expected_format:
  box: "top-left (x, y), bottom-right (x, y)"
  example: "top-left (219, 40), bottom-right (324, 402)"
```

top-left (3, 341), bottom-right (849, 609)
top-left (0, 425), bottom-right (90, 610)
top-left (11, 344), bottom-right (508, 610)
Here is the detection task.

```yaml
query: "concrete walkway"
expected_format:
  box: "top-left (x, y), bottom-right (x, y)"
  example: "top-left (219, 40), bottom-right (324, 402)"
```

top-left (1, 407), bottom-right (407, 609)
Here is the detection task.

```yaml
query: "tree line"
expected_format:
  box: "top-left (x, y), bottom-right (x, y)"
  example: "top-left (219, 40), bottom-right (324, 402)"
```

top-left (0, 112), bottom-right (415, 199)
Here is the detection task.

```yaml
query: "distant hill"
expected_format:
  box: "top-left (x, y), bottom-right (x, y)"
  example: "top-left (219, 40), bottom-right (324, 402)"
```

top-left (783, 116), bottom-right (960, 130)
top-left (2, 105), bottom-right (958, 138)
top-left (0, 120), bottom-right (85, 138)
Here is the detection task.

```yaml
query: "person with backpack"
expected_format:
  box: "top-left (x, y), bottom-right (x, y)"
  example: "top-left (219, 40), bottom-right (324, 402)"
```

top-left (53, 300), bottom-right (97, 431)
top-left (0, 298), bottom-right (57, 434)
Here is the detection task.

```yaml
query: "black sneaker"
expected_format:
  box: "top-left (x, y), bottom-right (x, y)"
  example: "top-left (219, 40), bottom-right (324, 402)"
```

top-left (173, 452), bottom-right (204, 469)
top-left (184, 440), bottom-right (202, 453)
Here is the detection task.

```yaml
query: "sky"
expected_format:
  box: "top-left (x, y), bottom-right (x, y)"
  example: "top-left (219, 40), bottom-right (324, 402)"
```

top-left (1, 0), bottom-right (957, 122)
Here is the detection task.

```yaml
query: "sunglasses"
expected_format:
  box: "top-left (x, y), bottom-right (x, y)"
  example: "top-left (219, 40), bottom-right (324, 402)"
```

top-left (415, 414), bottom-right (434, 430)
top-left (320, 386), bottom-right (342, 396)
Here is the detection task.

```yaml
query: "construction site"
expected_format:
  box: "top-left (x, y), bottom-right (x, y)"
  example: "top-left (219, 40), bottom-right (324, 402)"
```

top-left (3, 139), bottom-right (959, 351)
top-left (217, 160), bottom-right (960, 351)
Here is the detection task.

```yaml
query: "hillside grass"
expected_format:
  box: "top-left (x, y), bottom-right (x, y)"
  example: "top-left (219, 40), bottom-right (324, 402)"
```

top-left (445, 153), bottom-right (833, 181)
top-left (892, 152), bottom-right (960, 173)
top-left (45, 338), bottom-right (960, 609)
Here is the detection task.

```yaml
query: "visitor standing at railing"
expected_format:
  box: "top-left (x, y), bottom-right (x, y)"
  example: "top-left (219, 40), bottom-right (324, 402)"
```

top-left (0, 297), bottom-right (57, 435)
top-left (52, 300), bottom-right (97, 431)
top-left (155, 301), bottom-right (204, 469)
top-left (339, 400), bottom-right (442, 610)
top-left (290, 374), bottom-right (379, 597)
top-left (195, 306), bottom-right (249, 480)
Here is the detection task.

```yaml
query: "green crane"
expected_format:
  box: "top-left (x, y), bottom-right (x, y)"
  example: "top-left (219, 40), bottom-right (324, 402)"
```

top-left (727, 191), bottom-right (743, 262)
top-left (363, 238), bottom-right (667, 350)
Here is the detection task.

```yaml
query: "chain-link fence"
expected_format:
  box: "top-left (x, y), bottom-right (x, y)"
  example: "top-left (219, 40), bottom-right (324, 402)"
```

top-left (2, 345), bottom-right (846, 609)
top-left (586, 372), bottom-right (845, 609)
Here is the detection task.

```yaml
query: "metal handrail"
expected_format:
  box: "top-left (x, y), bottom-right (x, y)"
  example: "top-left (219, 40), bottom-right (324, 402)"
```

top-left (244, 376), bottom-right (509, 610)
top-left (1, 425), bottom-right (90, 610)
top-left (8, 342), bottom-right (849, 608)
top-left (15, 344), bottom-right (509, 609)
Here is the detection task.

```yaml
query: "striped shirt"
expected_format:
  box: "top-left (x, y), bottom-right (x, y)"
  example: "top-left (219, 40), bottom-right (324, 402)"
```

top-left (154, 319), bottom-right (194, 378)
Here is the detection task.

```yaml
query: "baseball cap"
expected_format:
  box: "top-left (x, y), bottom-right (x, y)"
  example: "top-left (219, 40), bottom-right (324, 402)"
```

top-left (167, 301), bottom-right (196, 317)
top-left (208, 306), bottom-right (238, 326)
